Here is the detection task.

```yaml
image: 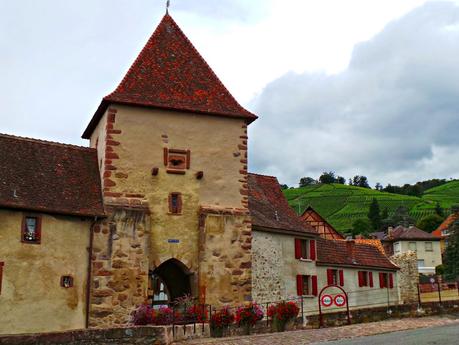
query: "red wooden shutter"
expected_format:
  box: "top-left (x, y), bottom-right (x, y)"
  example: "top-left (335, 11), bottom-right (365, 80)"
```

top-left (369, 272), bottom-right (373, 287)
top-left (294, 239), bottom-right (302, 259)
top-left (389, 273), bottom-right (394, 288)
top-left (339, 270), bottom-right (344, 286)
top-left (296, 275), bottom-right (304, 296)
top-left (327, 269), bottom-right (334, 285)
top-left (309, 240), bottom-right (316, 260)
top-left (379, 273), bottom-right (385, 288)
top-left (358, 271), bottom-right (363, 287)
top-left (312, 275), bottom-right (318, 296)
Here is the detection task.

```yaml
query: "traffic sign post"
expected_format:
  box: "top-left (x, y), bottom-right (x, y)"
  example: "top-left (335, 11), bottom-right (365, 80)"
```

top-left (318, 285), bottom-right (350, 328)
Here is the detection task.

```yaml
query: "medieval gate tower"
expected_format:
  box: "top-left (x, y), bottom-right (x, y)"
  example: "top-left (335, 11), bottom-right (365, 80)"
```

top-left (82, 14), bottom-right (256, 327)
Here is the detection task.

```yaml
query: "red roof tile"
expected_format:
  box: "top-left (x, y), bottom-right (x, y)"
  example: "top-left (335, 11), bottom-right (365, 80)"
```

top-left (432, 213), bottom-right (458, 238)
top-left (317, 239), bottom-right (399, 270)
top-left (248, 173), bottom-right (316, 235)
top-left (83, 14), bottom-right (257, 139)
top-left (0, 134), bottom-right (104, 217)
top-left (384, 225), bottom-right (439, 241)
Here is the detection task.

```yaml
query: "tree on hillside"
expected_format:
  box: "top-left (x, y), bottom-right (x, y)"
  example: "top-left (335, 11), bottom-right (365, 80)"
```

top-left (319, 171), bottom-right (336, 184)
top-left (280, 184), bottom-right (289, 190)
top-left (336, 176), bottom-right (346, 184)
top-left (435, 202), bottom-right (444, 217)
top-left (386, 206), bottom-right (415, 227)
top-left (444, 219), bottom-right (459, 280)
top-left (352, 175), bottom-right (370, 189)
top-left (351, 219), bottom-right (372, 237)
top-left (381, 207), bottom-right (389, 220)
top-left (416, 214), bottom-right (444, 233)
top-left (299, 177), bottom-right (317, 187)
top-left (368, 198), bottom-right (381, 230)
top-left (375, 182), bottom-right (383, 191)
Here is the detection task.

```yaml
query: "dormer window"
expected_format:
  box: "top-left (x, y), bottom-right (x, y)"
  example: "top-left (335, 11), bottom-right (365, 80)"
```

top-left (22, 215), bottom-right (41, 244)
top-left (164, 148), bottom-right (190, 174)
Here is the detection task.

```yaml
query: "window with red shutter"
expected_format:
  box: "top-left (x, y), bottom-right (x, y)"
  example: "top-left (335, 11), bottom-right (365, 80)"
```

top-left (311, 275), bottom-right (318, 296)
top-left (339, 270), bottom-right (344, 286)
top-left (309, 240), bottom-right (316, 261)
top-left (327, 269), bottom-right (334, 285)
top-left (0, 262), bottom-right (3, 295)
top-left (358, 271), bottom-right (364, 287)
top-left (296, 275), bottom-right (303, 296)
top-left (379, 272), bottom-right (386, 288)
top-left (369, 272), bottom-right (373, 287)
top-left (294, 239), bottom-right (301, 259)
top-left (389, 273), bottom-right (394, 288)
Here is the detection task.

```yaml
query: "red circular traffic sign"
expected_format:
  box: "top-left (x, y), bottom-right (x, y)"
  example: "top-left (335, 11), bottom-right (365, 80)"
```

top-left (321, 294), bottom-right (333, 307)
top-left (334, 294), bottom-right (346, 307)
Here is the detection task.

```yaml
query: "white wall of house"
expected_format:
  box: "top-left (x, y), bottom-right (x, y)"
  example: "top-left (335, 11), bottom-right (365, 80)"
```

top-left (253, 230), bottom-right (400, 315)
top-left (393, 240), bottom-right (442, 274)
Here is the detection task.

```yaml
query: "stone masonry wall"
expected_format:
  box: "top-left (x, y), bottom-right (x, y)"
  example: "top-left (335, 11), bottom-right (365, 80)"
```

top-left (252, 231), bottom-right (283, 303)
top-left (391, 251), bottom-right (419, 303)
top-left (89, 206), bottom-right (150, 328)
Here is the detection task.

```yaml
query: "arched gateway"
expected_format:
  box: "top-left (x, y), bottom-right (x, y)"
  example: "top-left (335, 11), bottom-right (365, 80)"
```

top-left (150, 259), bottom-right (193, 306)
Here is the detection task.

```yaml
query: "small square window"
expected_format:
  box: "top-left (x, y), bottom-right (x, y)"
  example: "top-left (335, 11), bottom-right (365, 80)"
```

top-left (61, 276), bottom-right (74, 288)
top-left (164, 148), bottom-right (190, 174)
top-left (408, 242), bottom-right (417, 252)
top-left (425, 242), bottom-right (433, 252)
top-left (21, 216), bottom-right (41, 244)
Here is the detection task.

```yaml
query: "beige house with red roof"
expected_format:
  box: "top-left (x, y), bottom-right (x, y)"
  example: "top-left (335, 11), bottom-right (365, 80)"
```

top-left (249, 174), bottom-right (400, 312)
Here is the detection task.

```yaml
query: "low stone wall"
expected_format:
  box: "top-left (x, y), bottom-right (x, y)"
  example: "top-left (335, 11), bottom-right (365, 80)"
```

top-left (0, 326), bottom-right (169, 345)
top-left (305, 300), bottom-right (459, 328)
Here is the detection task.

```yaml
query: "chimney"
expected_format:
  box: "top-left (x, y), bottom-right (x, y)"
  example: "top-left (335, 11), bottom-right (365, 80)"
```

top-left (388, 226), bottom-right (394, 237)
top-left (346, 239), bottom-right (355, 255)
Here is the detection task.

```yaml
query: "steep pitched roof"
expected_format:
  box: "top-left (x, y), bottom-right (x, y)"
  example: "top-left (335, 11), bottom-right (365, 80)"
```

top-left (300, 206), bottom-right (345, 240)
top-left (0, 134), bottom-right (104, 217)
top-left (83, 14), bottom-right (257, 139)
top-left (317, 239), bottom-right (399, 270)
top-left (432, 213), bottom-right (458, 238)
top-left (383, 225), bottom-right (440, 241)
top-left (248, 173), bottom-right (316, 236)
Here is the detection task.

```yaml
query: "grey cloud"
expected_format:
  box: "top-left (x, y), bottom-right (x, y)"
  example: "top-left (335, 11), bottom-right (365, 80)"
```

top-left (249, 1), bottom-right (459, 187)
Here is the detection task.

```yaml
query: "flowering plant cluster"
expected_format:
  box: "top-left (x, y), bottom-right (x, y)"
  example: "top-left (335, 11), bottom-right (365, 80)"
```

top-left (235, 303), bottom-right (264, 326)
top-left (210, 306), bottom-right (235, 329)
top-left (267, 301), bottom-right (299, 322)
top-left (152, 306), bottom-right (175, 325)
top-left (186, 305), bottom-right (208, 323)
top-left (132, 304), bottom-right (154, 325)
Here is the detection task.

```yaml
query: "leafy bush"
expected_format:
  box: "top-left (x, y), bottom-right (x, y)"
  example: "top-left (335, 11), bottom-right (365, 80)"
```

top-left (235, 303), bottom-right (264, 326)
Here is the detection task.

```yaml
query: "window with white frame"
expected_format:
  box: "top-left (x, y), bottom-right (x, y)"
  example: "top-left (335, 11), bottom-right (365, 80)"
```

top-left (424, 242), bottom-right (433, 252)
top-left (393, 242), bottom-right (400, 253)
top-left (408, 242), bottom-right (417, 251)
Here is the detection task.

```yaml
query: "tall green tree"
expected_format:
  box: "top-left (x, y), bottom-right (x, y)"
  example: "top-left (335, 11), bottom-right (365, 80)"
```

top-left (444, 219), bottom-right (459, 280)
top-left (319, 171), bottom-right (336, 184)
top-left (353, 175), bottom-right (371, 189)
top-left (299, 177), bottom-right (317, 187)
top-left (351, 219), bottom-right (372, 237)
top-left (435, 202), bottom-right (444, 217)
top-left (368, 198), bottom-right (381, 230)
top-left (387, 206), bottom-right (415, 227)
top-left (416, 214), bottom-right (444, 233)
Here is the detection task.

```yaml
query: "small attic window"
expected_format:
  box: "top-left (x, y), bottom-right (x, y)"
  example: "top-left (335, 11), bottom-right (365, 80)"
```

top-left (21, 215), bottom-right (41, 244)
top-left (61, 275), bottom-right (74, 288)
top-left (164, 148), bottom-right (190, 174)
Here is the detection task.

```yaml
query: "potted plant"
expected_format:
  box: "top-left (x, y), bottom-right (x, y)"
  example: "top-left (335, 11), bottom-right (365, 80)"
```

top-left (152, 306), bottom-right (176, 325)
top-left (210, 306), bottom-right (235, 338)
top-left (186, 304), bottom-right (208, 323)
top-left (267, 301), bottom-right (299, 332)
top-left (235, 303), bottom-right (264, 335)
top-left (132, 304), bottom-right (154, 325)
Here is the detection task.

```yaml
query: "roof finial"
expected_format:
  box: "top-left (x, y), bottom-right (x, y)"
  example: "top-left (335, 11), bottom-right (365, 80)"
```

top-left (166, 0), bottom-right (170, 14)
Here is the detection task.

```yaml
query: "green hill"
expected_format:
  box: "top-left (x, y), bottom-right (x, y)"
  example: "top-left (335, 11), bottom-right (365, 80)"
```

top-left (284, 180), bottom-right (459, 233)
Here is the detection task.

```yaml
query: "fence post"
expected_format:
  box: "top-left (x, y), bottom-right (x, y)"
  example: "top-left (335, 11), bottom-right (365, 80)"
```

top-left (437, 279), bottom-right (442, 305)
top-left (417, 283), bottom-right (422, 308)
top-left (301, 296), bottom-right (304, 325)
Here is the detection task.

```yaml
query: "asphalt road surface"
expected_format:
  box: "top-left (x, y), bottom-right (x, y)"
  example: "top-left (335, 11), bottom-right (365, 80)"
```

top-left (313, 323), bottom-right (459, 345)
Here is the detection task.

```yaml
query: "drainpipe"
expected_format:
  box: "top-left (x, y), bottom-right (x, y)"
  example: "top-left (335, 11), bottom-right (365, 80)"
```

top-left (85, 216), bottom-right (98, 329)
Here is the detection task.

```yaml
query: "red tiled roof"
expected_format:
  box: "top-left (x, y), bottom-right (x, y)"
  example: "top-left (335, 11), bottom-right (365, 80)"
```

top-left (384, 225), bottom-right (439, 241)
top-left (432, 213), bottom-right (458, 238)
top-left (83, 14), bottom-right (257, 139)
top-left (248, 173), bottom-right (316, 235)
top-left (0, 134), bottom-right (104, 217)
top-left (317, 239), bottom-right (399, 270)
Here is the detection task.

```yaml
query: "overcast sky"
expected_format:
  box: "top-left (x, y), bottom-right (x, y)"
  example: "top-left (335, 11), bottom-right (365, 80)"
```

top-left (2, 0), bottom-right (459, 187)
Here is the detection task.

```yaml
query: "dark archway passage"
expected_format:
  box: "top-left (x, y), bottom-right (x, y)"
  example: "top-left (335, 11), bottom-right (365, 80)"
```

top-left (151, 259), bottom-right (192, 305)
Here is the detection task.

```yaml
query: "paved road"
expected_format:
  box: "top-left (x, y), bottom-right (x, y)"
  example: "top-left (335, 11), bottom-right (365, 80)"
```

top-left (180, 316), bottom-right (459, 345)
top-left (313, 323), bottom-right (459, 345)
